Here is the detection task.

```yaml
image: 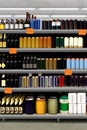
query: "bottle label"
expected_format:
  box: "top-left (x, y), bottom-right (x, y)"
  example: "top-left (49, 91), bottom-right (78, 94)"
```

top-left (15, 24), bottom-right (19, 29)
top-left (33, 64), bottom-right (37, 69)
top-left (1, 107), bottom-right (5, 114)
top-left (9, 107), bottom-right (14, 114)
top-left (18, 107), bottom-right (23, 114)
top-left (24, 24), bottom-right (30, 28)
top-left (5, 24), bottom-right (9, 29)
top-left (1, 80), bottom-right (6, 87)
top-left (52, 22), bottom-right (56, 26)
top-left (15, 107), bottom-right (18, 114)
top-left (26, 64), bottom-right (29, 68)
top-left (30, 64), bottom-right (32, 69)
top-left (3, 42), bottom-right (6, 48)
top-left (5, 107), bottom-right (10, 114)
top-left (23, 64), bottom-right (26, 69)
top-left (56, 22), bottom-right (61, 26)
top-left (10, 24), bottom-right (14, 29)
top-left (59, 99), bottom-right (68, 103)
top-left (0, 42), bottom-right (2, 47)
top-left (19, 24), bottom-right (23, 29)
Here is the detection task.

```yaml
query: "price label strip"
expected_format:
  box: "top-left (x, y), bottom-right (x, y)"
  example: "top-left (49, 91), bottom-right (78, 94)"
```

top-left (4, 88), bottom-right (12, 94)
top-left (64, 69), bottom-right (72, 76)
top-left (9, 48), bottom-right (17, 54)
top-left (78, 29), bottom-right (86, 35)
top-left (26, 28), bottom-right (34, 34)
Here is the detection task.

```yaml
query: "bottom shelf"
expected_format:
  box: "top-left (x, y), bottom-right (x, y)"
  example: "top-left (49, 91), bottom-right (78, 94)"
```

top-left (0, 114), bottom-right (87, 119)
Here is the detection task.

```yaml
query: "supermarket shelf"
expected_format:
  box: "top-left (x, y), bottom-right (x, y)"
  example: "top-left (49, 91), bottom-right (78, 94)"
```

top-left (0, 29), bottom-right (82, 34)
top-left (0, 114), bottom-right (87, 120)
top-left (34, 30), bottom-right (79, 34)
top-left (1, 87), bottom-right (87, 92)
top-left (0, 30), bottom-right (25, 34)
top-left (0, 69), bottom-right (87, 74)
top-left (0, 69), bottom-right (64, 74)
top-left (1, 48), bottom-right (87, 52)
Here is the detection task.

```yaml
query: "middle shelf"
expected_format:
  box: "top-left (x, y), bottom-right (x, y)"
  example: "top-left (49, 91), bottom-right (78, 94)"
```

top-left (0, 69), bottom-right (87, 74)
top-left (0, 87), bottom-right (87, 92)
top-left (0, 48), bottom-right (87, 52)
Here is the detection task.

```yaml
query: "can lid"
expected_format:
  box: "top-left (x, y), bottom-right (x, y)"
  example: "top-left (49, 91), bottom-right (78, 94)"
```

top-left (25, 96), bottom-right (34, 101)
top-left (60, 96), bottom-right (68, 100)
top-left (49, 96), bottom-right (57, 99)
top-left (37, 96), bottom-right (46, 100)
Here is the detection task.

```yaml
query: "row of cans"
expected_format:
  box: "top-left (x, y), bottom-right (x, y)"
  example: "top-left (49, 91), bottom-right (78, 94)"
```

top-left (19, 75), bottom-right (87, 88)
top-left (67, 58), bottom-right (87, 69)
top-left (19, 36), bottom-right (52, 48)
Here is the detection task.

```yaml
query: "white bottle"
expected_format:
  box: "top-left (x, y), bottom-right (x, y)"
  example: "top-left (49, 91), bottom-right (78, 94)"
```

top-left (69, 37), bottom-right (74, 48)
top-left (74, 37), bottom-right (78, 48)
top-left (14, 19), bottom-right (19, 30)
top-left (10, 19), bottom-right (14, 29)
top-left (5, 19), bottom-right (10, 30)
top-left (64, 37), bottom-right (69, 48)
top-left (78, 37), bottom-right (83, 48)
top-left (1, 74), bottom-right (6, 87)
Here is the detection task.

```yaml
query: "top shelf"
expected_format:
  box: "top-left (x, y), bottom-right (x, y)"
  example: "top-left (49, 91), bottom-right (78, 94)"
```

top-left (0, 29), bottom-right (84, 34)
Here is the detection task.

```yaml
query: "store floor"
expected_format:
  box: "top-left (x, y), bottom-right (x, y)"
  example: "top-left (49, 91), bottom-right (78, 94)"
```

top-left (0, 120), bottom-right (87, 130)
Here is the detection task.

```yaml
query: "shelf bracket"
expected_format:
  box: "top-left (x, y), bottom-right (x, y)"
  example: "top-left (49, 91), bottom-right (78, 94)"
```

top-left (57, 118), bottom-right (60, 123)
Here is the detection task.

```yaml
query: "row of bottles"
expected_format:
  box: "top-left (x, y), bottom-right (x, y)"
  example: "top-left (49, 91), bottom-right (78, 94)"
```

top-left (19, 37), bottom-right (52, 48)
top-left (56, 37), bottom-right (83, 48)
top-left (1, 53), bottom-right (87, 70)
top-left (0, 12), bottom-right (40, 30)
top-left (0, 34), bottom-right (86, 48)
top-left (42, 19), bottom-right (87, 29)
top-left (37, 58), bottom-right (66, 69)
top-left (0, 54), bottom-right (22, 69)
top-left (0, 74), bottom-right (30, 87)
top-left (2, 17), bottom-right (87, 30)
top-left (1, 74), bottom-right (87, 88)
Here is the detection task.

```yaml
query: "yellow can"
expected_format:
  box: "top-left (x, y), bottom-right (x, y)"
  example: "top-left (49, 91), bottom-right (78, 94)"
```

top-left (36, 96), bottom-right (46, 114)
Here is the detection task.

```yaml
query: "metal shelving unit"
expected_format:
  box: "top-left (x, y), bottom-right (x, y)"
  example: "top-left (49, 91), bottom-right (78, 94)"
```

top-left (0, 29), bottom-right (86, 120)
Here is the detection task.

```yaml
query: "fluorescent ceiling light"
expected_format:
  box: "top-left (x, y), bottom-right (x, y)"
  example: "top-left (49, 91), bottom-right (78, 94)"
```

top-left (14, 15), bottom-right (25, 17)
top-left (51, 15), bottom-right (86, 18)
top-left (39, 8), bottom-right (79, 10)
top-left (0, 8), bottom-right (35, 10)
top-left (0, 15), bottom-right (11, 17)
top-left (82, 8), bottom-right (87, 10)
top-left (36, 15), bottom-right (49, 18)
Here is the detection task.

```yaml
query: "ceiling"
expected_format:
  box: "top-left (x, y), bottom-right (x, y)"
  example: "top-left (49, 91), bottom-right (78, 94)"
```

top-left (0, 0), bottom-right (86, 8)
top-left (0, 0), bottom-right (87, 19)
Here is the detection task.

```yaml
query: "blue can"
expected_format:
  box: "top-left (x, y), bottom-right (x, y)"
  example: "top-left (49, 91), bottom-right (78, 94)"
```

top-left (80, 58), bottom-right (84, 70)
top-left (76, 58), bottom-right (80, 70)
top-left (38, 20), bottom-right (40, 29)
top-left (30, 20), bottom-right (34, 28)
top-left (35, 20), bottom-right (38, 29)
top-left (71, 58), bottom-right (75, 69)
top-left (84, 58), bottom-right (87, 70)
top-left (67, 58), bottom-right (71, 69)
